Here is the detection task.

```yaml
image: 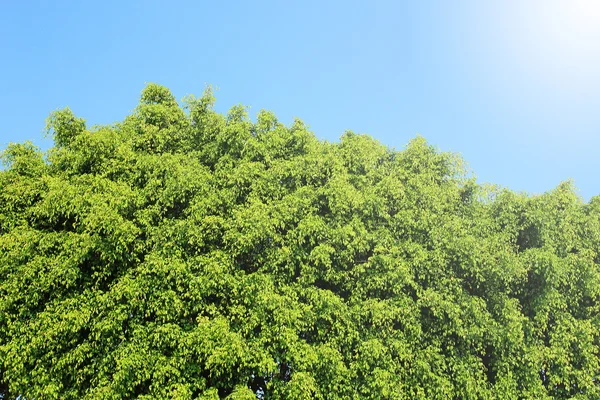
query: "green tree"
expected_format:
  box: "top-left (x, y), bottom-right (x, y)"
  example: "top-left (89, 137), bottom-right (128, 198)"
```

top-left (0, 83), bottom-right (598, 399)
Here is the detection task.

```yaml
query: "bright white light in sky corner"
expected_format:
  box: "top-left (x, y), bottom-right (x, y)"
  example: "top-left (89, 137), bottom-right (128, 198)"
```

top-left (452, 0), bottom-right (600, 143)
top-left (463, 0), bottom-right (600, 96)
top-left (518, 0), bottom-right (600, 88)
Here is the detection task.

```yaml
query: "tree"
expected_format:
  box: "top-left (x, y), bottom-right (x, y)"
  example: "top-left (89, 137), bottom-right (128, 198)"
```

top-left (0, 83), bottom-right (599, 399)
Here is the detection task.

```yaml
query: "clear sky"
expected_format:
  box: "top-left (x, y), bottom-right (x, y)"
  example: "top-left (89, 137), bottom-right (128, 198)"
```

top-left (1, 1), bottom-right (599, 200)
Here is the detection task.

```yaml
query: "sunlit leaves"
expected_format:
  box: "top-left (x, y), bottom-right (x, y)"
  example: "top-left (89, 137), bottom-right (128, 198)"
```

top-left (1, 83), bottom-right (599, 399)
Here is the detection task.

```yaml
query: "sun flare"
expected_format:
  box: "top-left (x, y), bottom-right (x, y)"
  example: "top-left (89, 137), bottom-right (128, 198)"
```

top-left (514, 0), bottom-right (600, 87)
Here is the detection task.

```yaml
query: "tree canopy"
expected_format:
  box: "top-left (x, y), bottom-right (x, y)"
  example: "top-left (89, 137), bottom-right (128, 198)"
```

top-left (1, 84), bottom-right (599, 399)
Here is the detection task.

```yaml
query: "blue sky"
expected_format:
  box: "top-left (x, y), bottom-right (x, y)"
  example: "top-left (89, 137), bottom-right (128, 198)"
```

top-left (1, 1), bottom-right (599, 200)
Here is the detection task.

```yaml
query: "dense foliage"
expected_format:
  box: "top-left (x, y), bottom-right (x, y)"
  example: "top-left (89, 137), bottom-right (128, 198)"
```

top-left (1, 84), bottom-right (599, 399)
